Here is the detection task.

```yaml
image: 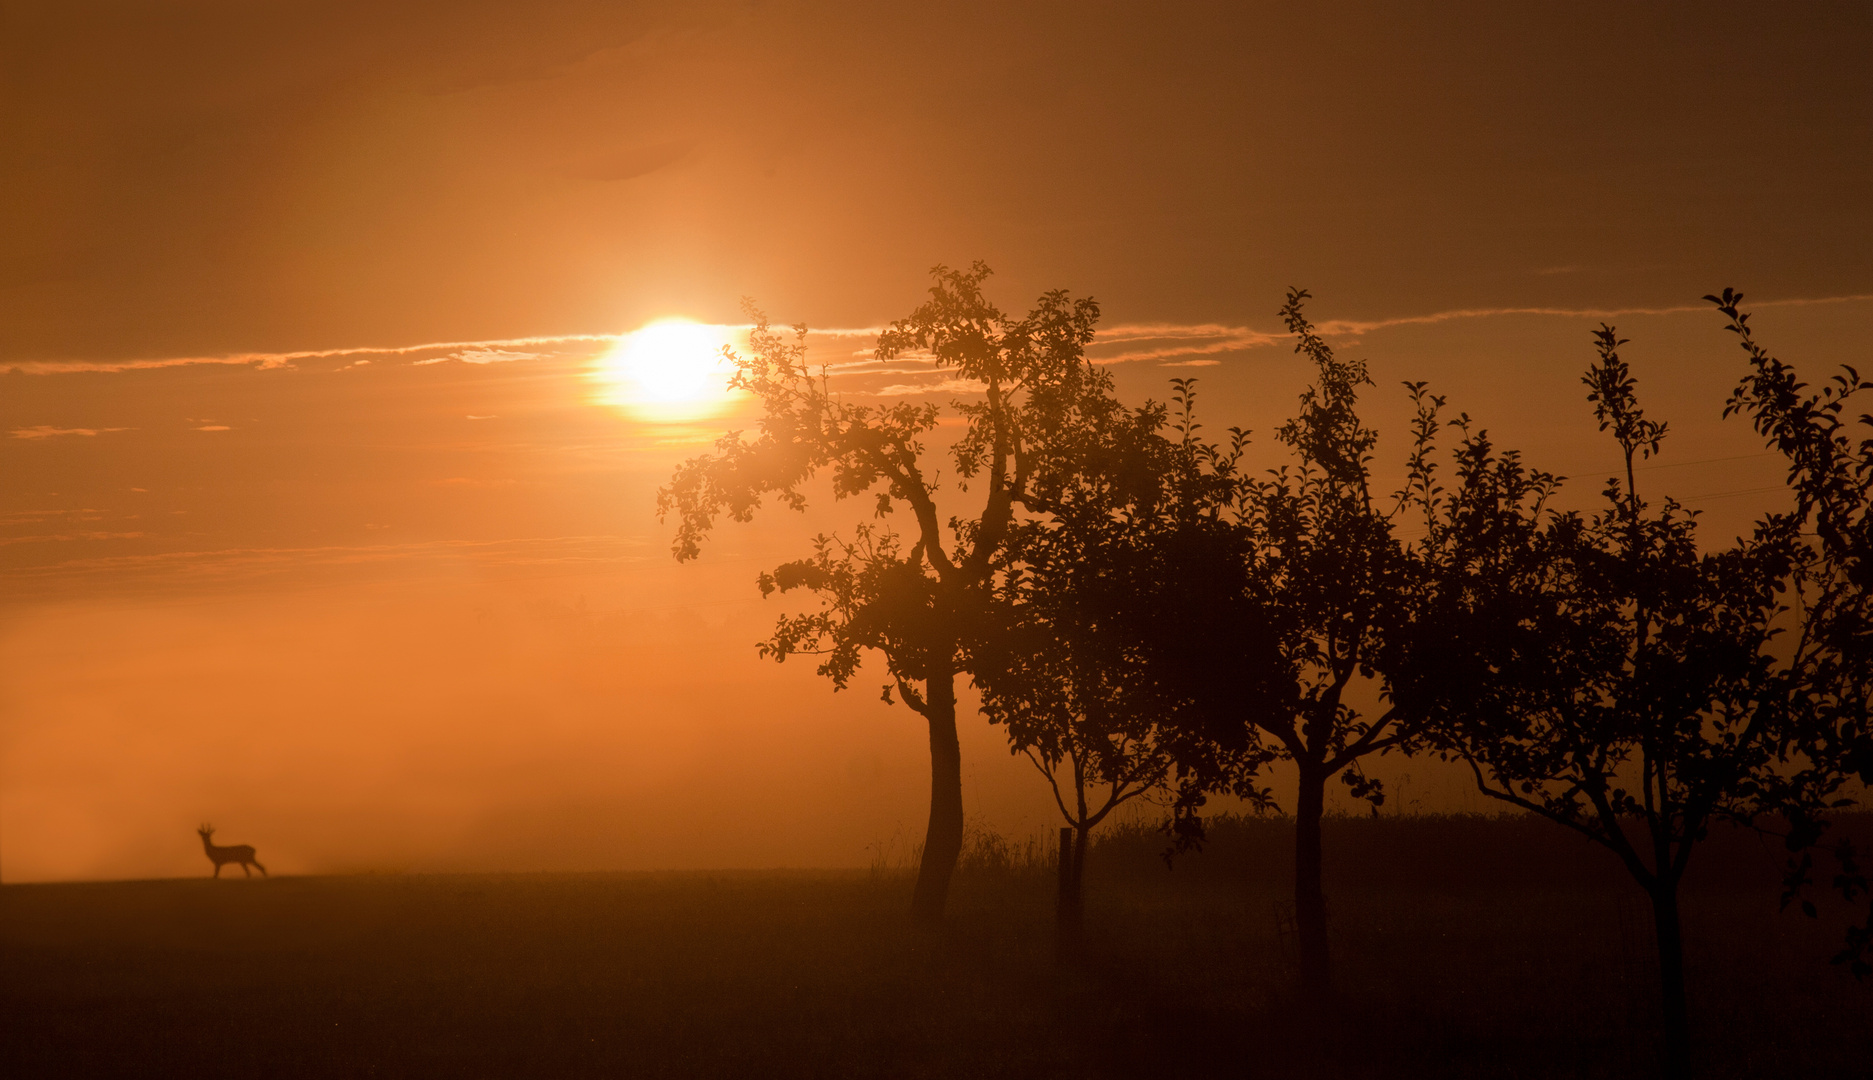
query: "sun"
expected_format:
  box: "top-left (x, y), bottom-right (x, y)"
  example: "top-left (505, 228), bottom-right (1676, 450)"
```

top-left (590, 318), bottom-right (743, 422)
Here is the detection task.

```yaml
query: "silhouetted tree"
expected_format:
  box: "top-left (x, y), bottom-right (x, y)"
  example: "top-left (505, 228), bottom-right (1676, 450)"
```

top-left (1397, 317), bottom-right (1858, 1078)
top-left (978, 548), bottom-right (1177, 952)
top-left (1130, 293), bottom-right (1439, 997)
top-left (1705, 290), bottom-right (1873, 979)
top-left (659, 263), bottom-right (1103, 923)
top-left (972, 381), bottom-right (1240, 952)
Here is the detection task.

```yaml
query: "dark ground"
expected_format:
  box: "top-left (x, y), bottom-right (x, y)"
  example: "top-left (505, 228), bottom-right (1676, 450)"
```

top-left (2, 816), bottom-right (1867, 1079)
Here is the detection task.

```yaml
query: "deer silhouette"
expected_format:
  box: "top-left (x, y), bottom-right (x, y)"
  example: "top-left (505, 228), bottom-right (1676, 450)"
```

top-left (197, 824), bottom-right (267, 878)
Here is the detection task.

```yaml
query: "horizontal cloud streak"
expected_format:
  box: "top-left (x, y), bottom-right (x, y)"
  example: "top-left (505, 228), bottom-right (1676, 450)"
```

top-left (5, 334), bottom-right (622, 376)
top-left (415, 347), bottom-right (549, 366)
top-left (1089, 322), bottom-right (1282, 364)
top-left (1313, 292), bottom-right (1873, 337)
top-left (0, 531), bottom-right (147, 545)
top-left (12, 292), bottom-right (1871, 379)
top-left (10, 425), bottom-right (134, 439)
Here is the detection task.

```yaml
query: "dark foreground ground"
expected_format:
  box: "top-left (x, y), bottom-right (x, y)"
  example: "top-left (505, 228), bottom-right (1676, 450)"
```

top-left (2, 816), bottom-right (1868, 1079)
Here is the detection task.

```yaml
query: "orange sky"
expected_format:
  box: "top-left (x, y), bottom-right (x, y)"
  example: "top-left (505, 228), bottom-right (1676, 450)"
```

top-left (3, 2), bottom-right (1871, 880)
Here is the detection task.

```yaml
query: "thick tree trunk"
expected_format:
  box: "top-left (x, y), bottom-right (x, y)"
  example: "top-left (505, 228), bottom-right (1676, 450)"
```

top-left (1650, 879), bottom-right (1690, 1080)
top-left (911, 670), bottom-right (963, 924)
top-left (1294, 761), bottom-right (1331, 997)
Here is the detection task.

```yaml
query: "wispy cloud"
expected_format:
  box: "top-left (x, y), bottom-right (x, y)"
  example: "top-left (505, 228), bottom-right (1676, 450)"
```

top-left (1312, 292), bottom-right (1873, 337)
top-left (1, 508), bottom-right (111, 525)
top-left (7, 334), bottom-right (619, 376)
top-left (0, 531), bottom-right (147, 546)
top-left (12, 291), bottom-right (1870, 379)
top-left (10, 425), bottom-right (133, 439)
top-left (414, 348), bottom-right (548, 367)
top-left (727, 291), bottom-right (1873, 397)
top-left (873, 377), bottom-right (989, 398)
top-left (1088, 322), bottom-right (1282, 364)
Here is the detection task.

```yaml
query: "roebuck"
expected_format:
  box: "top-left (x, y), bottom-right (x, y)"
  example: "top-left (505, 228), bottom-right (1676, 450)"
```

top-left (197, 824), bottom-right (267, 878)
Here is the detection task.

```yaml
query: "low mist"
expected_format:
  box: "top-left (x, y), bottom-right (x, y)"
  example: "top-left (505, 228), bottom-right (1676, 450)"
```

top-left (0, 565), bottom-right (1074, 882)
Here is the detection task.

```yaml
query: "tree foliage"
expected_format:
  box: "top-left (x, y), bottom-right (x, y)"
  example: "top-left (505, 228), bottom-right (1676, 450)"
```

top-left (1706, 289), bottom-right (1873, 978)
top-left (1406, 324), bottom-right (1803, 866)
top-left (1112, 290), bottom-right (1446, 994)
top-left (1393, 312), bottom-right (1863, 1073)
top-left (658, 263), bottom-right (1109, 920)
top-left (970, 375), bottom-right (1245, 943)
top-left (655, 268), bottom-right (1872, 1057)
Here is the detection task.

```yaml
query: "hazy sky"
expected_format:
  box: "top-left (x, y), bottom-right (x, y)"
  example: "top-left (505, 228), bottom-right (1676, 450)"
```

top-left (4, 1), bottom-right (1871, 880)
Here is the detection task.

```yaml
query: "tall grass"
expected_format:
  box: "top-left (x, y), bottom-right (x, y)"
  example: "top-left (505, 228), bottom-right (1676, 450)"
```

top-left (871, 811), bottom-right (1872, 897)
top-left (869, 816), bottom-right (1055, 881)
top-left (1076, 810), bottom-right (1866, 893)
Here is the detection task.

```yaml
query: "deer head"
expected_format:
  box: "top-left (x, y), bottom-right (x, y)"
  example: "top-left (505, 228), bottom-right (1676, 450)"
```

top-left (197, 824), bottom-right (215, 839)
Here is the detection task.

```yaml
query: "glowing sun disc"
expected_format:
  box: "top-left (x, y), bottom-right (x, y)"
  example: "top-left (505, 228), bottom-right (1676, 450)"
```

top-left (590, 319), bottom-right (742, 422)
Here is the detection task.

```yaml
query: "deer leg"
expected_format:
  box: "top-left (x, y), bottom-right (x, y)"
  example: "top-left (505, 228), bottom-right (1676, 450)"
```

top-left (254, 861), bottom-right (268, 877)
top-left (241, 862), bottom-right (251, 877)
top-left (213, 863), bottom-right (222, 878)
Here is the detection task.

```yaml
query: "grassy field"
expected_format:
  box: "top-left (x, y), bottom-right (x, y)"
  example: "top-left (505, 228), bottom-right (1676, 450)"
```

top-left (3, 816), bottom-right (1867, 1079)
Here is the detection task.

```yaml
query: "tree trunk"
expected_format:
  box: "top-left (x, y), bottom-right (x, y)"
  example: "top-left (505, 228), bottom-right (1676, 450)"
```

top-left (1071, 822), bottom-right (1090, 927)
top-left (911, 669), bottom-right (963, 924)
top-left (1055, 827), bottom-right (1076, 917)
top-left (1650, 879), bottom-right (1690, 1080)
top-left (1294, 761), bottom-right (1331, 997)
top-left (1055, 826), bottom-right (1083, 962)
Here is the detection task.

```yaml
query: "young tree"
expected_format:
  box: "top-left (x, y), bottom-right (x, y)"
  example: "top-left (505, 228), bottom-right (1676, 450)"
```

top-left (977, 537), bottom-right (1178, 950)
top-left (1705, 289), bottom-right (1873, 977)
top-left (1397, 318), bottom-right (1849, 1078)
top-left (971, 384), bottom-right (1238, 949)
top-left (658, 263), bottom-right (1102, 922)
top-left (1129, 292), bottom-right (1436, 997)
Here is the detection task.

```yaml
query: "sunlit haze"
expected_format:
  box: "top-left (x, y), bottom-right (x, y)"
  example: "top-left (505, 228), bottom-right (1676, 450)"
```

top-left (2, 2), bottom-right (1869, 886)
top-left (4, 7), bottom-right (1873, 1075)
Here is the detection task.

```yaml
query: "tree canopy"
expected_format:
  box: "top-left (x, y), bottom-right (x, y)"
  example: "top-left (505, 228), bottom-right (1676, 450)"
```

top-left (659, 272), bottom-right (1872, 1071)
top-left (659, 263), bottom-right (1109, 921)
